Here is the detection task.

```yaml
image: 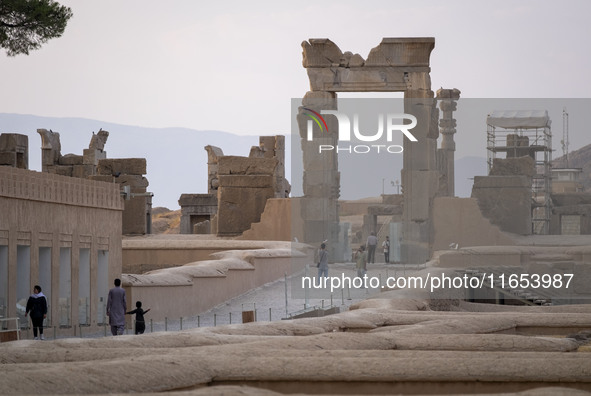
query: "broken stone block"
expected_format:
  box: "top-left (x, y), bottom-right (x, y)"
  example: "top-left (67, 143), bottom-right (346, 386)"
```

top-left (490, 156), bottom-right (535, 177)
top-left (472, 176), bottom-right (532, 235)
top-left (72, 164), bottom-right (95, 179)
top-left (217, 156), bottom-right (277, 176)
top-left (218, 175), bottom-right (273, 188)
top-left (117, 174), bottom-right (149, 188)
top-left (83, 148), bottom-right (107, 165)
top-left (0, 152), bottom-right (16, 166)
top-left (302, 38), bottom-right (343, 68)
top-left (216, 186), bottom-right (275, 235)
top-left (88, 175), bottom-right (115, 183)
top-left (97, 158), bottom-right (146, 176)
top-left (37, 129), bottom-right (61, 165)
top-left (59, 154), bottom-right (83, 166)
top-left (51, 165), bottom-right (73, 177)
top-left (88, 129), bottom-right (109, 150)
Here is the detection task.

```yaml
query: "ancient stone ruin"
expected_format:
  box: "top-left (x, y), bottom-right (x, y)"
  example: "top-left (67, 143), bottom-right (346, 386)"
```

top-left (180, 135), bottom-right (290, 236)
top-left (0, 133), bottom-right (28, 169)
top-left (297, 38), bottom-right (461, 263)
top-left (36, 128), bottom-right (152, 235)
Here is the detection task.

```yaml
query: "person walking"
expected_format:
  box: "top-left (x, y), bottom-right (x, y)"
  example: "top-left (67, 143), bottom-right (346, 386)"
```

top-left (126, 301), bottom-right (150, 335)
top-left (25, 285), bottom-right (47, 340)
top-left (382, 236), bottom-right (391, 264)
top-left (366, 231), bottom-right (378, 264)
top-left (355, 245), bottom-right (368, 279)
top-left (317, 243), bottom-right (329, 281)
top-left (107, 278), bottom-right (127, 336)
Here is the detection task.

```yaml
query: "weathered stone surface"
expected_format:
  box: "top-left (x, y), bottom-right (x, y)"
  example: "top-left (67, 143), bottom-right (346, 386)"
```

top-left (0, 133), bottom-right (28, 151)
top-left (72, 164), bottom-right (95, 179)
top-left (193, 220), bottom-right (210, 234)
top-left (37, 129), bottom-right (61, 165)
top-left (472, 176), bottom-right (532, 235)
top-left (490, 156), bottom-right (535, 177)
top-left (365, 37), bottom-right (435, 67)
top-left (97, 158), bottom-right (146, 175)
top-left (83, 148), bottom-right (107, 165)
top-left (88, 129), bottom-right (109, 150)
top-left (302, 38), bottom-right (343, 68)
top-left (88, 175), bottom-right (114, 183)
top-left (179, 193), bottom-right (218, 207)
top-left (217, 156), bottom-right (277, 176)
top-left (47, 165), bottom-right (73, 177)
top-left (217, 186), bottom-right (275, 235)
top-left (218, 175), bottom-right (273, 188)
top-left (59, 154), bottom-right (83, 166)
top-left (0, 152), bottom-right (16, 166)
top-left (117, 174), bottom-right (149, 188)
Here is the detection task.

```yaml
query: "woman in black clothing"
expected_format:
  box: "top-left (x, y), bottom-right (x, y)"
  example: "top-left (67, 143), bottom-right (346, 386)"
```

top-left (25, 285), bottom-right (48, 340)
top-left (126, 301), bottom-right (150, 334)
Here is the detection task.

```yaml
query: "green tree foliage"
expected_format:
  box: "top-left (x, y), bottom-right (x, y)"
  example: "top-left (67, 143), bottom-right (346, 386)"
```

top-left (0, 0), bottom-right (72, 56)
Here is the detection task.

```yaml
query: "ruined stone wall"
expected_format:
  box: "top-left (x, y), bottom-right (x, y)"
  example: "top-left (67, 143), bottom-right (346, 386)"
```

top-left (36, 129), bottom-right (151, 235)
top-left (216, 156), bottom-right (277, 236)
top-left (432, 197), bottom-right (514, 251)
top-left (123, 248), bottom-right (309, 321)
top-left (94, 158), bottom-right (150, 235)
top-left (238, 198), bottom-right (292, 241)
top-left (0, 133), bottom-right (28, 169)
top-left (471, 176), bottom-right (532, 235)
top-left (0, 166), bottom-right (123, 337)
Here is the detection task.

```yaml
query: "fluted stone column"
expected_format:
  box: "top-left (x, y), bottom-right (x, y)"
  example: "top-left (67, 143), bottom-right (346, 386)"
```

top-left (437, 88), bottom-right (461, 197)
top-left (296, 91), bottom-right (340, 259)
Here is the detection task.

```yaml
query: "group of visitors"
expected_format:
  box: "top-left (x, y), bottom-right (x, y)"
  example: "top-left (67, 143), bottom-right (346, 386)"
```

top-left (25, 278), bottom-right (150, 340)
top-left (316, 232), bottom-right (394, 281)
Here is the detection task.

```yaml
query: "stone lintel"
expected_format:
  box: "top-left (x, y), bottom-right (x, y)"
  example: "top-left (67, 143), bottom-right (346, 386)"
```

top-left (97, 158), bottom-right (147, 176)
top-left (178, 193), bottom-right (218, 207)
top-left (303, 37), bottom-right (435, 69)
top-left (306, 67), bottom-right (430, 92)
top-left (366, 37), bottom-right (435, 67)
top-left (217, 156), bottom-right (277, 176)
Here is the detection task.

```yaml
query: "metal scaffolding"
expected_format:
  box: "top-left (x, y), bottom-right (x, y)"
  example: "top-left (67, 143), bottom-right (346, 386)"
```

top-left (486, 110), bottom-right (552, 234)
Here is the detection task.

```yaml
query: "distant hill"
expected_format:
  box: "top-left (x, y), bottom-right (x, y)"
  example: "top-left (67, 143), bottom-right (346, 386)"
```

top-left (151, 207), bottom-right (181, 234)
top-left (553, 143), bottom-right (591, 191)
top-left (1, 112), bottom-right (493, 210)
top-left (0, 113), bottom-right (268, 209)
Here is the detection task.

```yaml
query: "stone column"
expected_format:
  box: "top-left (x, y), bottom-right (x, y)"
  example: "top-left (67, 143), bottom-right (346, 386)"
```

top-left (296, 91), bottom-right (340, 260)
top-left (437, 88), bottom-right (461, 197)
top-left (402, 72), bottom-right (438, 264)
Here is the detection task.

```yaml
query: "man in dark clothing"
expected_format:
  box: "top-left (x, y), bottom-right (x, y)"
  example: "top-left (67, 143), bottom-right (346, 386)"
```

top-left (25, 285), bottom-right (48, 340)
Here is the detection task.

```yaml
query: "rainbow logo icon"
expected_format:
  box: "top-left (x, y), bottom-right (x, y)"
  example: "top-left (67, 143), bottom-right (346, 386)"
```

top-left (302, 107), bottom-right (329, 133)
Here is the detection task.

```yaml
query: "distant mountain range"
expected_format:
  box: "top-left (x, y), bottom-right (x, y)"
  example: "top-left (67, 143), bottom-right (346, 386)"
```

top-left (1, 113), bottom-right (490, 208)
top-left (553, 144), bottom-right (591, 191)
top-left (0, 113), bottom-right (263, 210)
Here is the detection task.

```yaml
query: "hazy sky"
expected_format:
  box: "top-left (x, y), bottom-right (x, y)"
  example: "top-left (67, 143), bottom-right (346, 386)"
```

top-left (1, 0), bottom-right (590, 207)
top-left (2, 0), bottom-right (589, 134)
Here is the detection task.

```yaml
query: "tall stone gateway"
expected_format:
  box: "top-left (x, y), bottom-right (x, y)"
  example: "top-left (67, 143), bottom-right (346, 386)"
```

top-left (298, 38), bottom-right (439, 263)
